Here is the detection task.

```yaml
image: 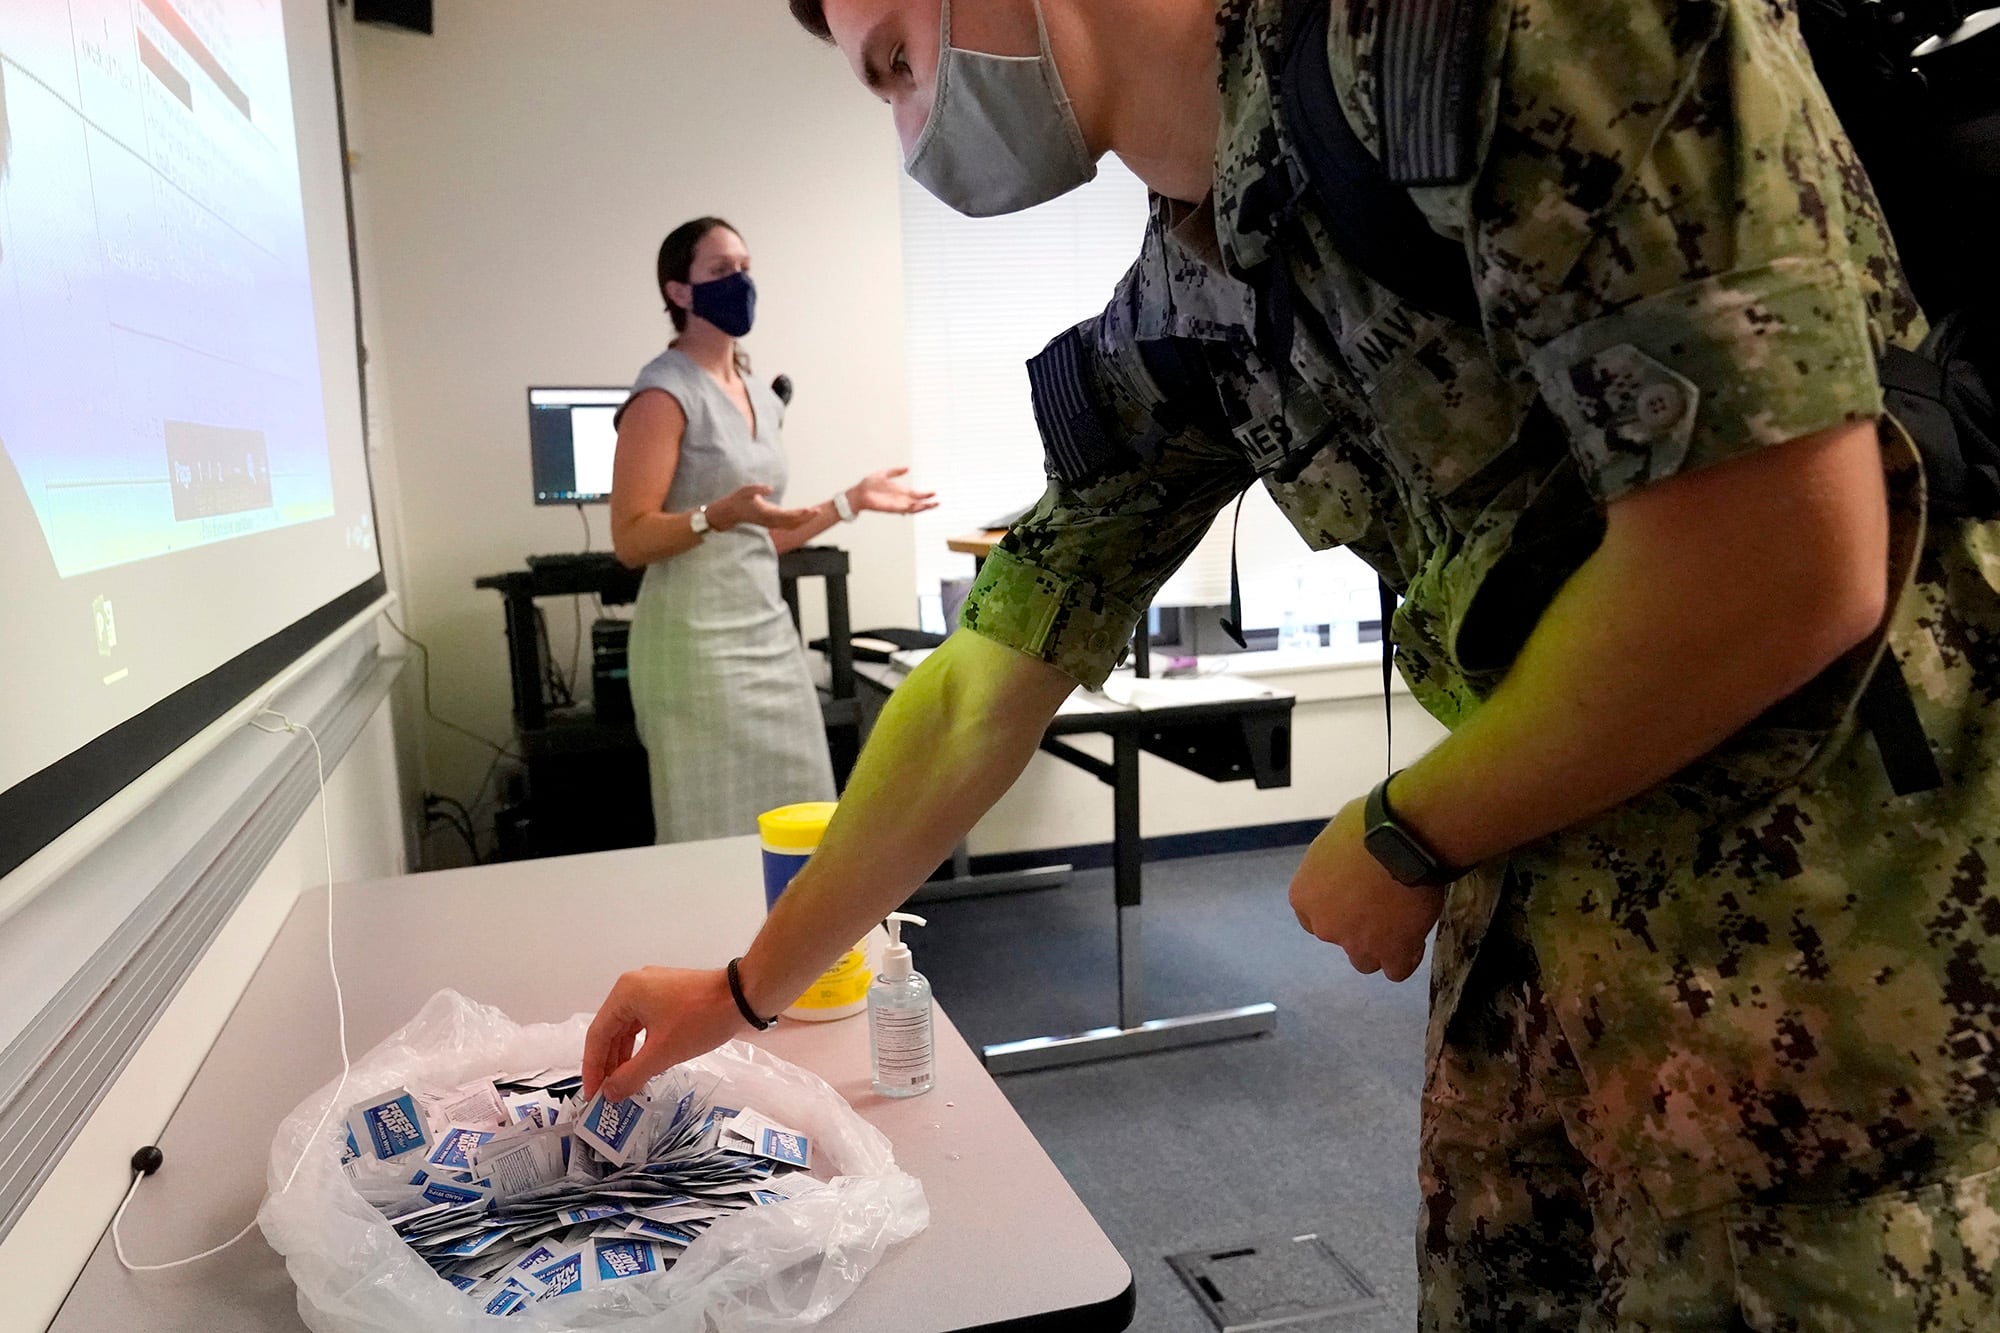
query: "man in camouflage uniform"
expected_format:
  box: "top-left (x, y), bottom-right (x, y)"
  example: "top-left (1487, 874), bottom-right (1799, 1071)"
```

top-left (584, 1), bottom-right (2000, 1324)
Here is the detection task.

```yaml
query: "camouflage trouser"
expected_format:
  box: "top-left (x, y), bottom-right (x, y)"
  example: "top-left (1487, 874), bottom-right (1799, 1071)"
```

top-left (1418, 907), bottom-right (2000, 1331)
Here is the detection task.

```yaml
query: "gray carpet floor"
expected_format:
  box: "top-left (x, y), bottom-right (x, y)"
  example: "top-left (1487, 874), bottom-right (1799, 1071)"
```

top-left (917, 844), bottom-right (1431, 1332)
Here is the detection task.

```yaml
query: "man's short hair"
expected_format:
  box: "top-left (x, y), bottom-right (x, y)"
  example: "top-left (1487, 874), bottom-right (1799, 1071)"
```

top-left (789, 0), bottom-right (832, 41)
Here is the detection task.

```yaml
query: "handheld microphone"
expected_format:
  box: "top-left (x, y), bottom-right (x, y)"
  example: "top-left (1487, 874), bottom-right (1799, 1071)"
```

top-left (772, 374), bottom-right (794, 405)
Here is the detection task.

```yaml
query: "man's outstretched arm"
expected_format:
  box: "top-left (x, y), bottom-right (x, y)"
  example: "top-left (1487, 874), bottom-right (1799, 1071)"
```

top-left (583, 630), bottom-right (1076, 1101)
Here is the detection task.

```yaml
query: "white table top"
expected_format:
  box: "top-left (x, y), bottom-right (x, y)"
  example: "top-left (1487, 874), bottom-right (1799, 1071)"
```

top-left (51, 837), bottom-right (1132, 1332)
top-left (857, 659), bottom-right (1290, 720)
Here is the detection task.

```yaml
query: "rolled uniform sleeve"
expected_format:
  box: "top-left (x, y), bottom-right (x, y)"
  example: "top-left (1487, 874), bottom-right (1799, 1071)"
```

top-left (1466, 0), bottom-right (1914, 503)
top-left (959, 314), bottom-right (1254, 689)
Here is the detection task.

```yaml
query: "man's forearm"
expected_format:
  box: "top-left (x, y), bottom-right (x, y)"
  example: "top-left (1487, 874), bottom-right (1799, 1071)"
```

top-left (738, 632), bottom-right (1074, 1014)
top-left (1394, 421), bottom-right (1891, 869)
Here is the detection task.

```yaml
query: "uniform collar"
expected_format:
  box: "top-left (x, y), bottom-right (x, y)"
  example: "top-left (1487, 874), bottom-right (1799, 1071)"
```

top-left (1112, 0), bottom-right (1297, 347)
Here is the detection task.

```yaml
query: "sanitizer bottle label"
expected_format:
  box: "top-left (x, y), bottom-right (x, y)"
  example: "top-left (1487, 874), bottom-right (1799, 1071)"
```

top-left (871, 1008), bottom-right (933, 1088)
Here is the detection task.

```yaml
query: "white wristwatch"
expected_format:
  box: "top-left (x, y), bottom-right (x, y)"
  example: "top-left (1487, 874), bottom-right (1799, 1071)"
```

top-left (832, 490), bottom-right (858, 524)
top-left (689, 505), bottom-right (712, 536)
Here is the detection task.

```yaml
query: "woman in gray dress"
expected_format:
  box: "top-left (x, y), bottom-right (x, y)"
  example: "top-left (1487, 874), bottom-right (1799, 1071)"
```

top-left (609, 217), bottom-right (935, 844)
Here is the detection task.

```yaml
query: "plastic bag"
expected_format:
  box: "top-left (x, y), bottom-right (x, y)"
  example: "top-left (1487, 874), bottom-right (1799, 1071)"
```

top-left (259, 989), bottom-right (928, 1332)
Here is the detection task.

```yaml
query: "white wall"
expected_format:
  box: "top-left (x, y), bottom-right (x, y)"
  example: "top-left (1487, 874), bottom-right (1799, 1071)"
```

top-left (345, 2), bottom-right (1446, 856)
top-left (335, 5), bottom-right (430, 847)
top-left (4, 702), bottom-right (406, 1333)
top-left (345, 0), bottom-right (919, 815)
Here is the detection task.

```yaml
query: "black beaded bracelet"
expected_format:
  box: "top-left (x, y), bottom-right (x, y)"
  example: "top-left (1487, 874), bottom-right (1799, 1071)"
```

top-left (727, 957), bottom-right (778, 1031)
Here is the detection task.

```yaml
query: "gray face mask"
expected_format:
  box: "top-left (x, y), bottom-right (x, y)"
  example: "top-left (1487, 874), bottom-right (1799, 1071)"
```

top-left (904, 0), bottom-right (1098, 217)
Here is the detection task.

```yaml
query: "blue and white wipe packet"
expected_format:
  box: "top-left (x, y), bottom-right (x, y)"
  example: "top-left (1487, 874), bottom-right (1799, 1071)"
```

top-left (593, 1236), bottom-right (664, 1283)
top-left (572, 1091), bottom-right (660, 1166)
top-left (425, 1126), bottom-right (495, 1173)
top-left (347, 1087), bottom-right (431, 1162)
top-left (718, 1107), bottom-right (814, 1171)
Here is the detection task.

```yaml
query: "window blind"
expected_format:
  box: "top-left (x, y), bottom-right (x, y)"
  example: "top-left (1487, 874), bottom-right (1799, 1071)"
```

top-left (898, 161), bottom-right (1379, 630)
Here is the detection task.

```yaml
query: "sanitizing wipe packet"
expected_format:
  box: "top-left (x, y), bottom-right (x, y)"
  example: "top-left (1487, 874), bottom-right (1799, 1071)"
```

top-left (259, 990), bottom-right (929, 1331)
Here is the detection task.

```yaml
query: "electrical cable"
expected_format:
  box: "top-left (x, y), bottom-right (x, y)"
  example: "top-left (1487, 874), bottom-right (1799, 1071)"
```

top-left (424, 793), bottom-right (482, 864)
top-left (426, 793), bottom-right (477, 836)
top-left (376, 609), bottom-right (523, 865)
top-left (422, 805), bottom-right (480, 866)
top-left (379, 611), bottom-right (520, 760)
top-left (422, 792), bottom-right (480, 856)
top-left (532, 606), bottom-right (575, 708)
top-left (467, 746), bottom-right (510, 823)
top-left (574, 504), bottom-right (591, 694)
top-left (112, 711), bottom-right (353, 1270)
top-left (375, 610), bottom-right (523, 856)
top-left (448, 742), bottom-right (522, 869)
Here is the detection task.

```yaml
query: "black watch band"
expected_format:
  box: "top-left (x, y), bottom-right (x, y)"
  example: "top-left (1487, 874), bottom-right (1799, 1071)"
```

top-left (727, 957), bottom-right (778, 1031)
top-left (1362, 772), bottom-right (1461, 889)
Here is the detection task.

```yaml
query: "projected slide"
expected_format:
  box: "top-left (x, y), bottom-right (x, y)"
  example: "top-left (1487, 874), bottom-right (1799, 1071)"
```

top-left (0, 0), bottom-right (379, 855)
top-left (0, 0), bottom-right (335, 578)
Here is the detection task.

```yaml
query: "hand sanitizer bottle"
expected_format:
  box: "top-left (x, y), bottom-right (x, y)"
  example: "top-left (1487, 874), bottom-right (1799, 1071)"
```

top-left (869, 912), bottom-right (934, 1098)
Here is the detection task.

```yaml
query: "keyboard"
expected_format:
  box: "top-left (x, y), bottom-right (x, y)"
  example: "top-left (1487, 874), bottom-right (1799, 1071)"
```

top-left (526, 551), bottom-right (622, 572)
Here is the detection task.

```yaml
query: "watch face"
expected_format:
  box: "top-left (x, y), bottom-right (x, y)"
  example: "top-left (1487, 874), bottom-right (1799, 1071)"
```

top-left (1364, 825), bottom-right (1435, 887)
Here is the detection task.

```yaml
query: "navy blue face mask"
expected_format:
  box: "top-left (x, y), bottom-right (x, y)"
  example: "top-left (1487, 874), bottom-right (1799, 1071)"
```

top-left (687, 271), bottom-right (757, 338)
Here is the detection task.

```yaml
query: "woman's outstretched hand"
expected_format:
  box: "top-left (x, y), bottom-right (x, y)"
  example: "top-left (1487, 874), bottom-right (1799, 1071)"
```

top-left (708, 483), bottom-right (819, 531)
top-left (848, 468), bottom-right (938, 517)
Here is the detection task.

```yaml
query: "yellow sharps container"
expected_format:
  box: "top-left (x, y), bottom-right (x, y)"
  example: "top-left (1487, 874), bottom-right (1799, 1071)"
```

top-left (758, 802), bottom-right (877, 1022)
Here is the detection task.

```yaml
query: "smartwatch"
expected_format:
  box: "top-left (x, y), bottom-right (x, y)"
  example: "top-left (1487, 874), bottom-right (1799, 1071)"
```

top-left (689, 505), bottom-right (711, 536)
top-left (1363, 772), bottom-right (1461, 889)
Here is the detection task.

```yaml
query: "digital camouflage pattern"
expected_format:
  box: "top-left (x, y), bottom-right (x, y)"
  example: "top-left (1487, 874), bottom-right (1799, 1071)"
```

top-left (1425, 902), bottom-right (2000, 1328)
top-left (956, 0), bottom-right (2000, 1323)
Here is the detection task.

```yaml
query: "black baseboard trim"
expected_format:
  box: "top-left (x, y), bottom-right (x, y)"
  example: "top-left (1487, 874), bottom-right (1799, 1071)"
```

top-left (955, 818), bottom-right (1328, 878)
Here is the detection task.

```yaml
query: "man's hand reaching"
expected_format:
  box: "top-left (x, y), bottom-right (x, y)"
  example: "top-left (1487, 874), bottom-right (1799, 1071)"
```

top-left (581, 966), bottom-right (749, 1103)
top-left (579, 633), bottom-right (1077, 1105)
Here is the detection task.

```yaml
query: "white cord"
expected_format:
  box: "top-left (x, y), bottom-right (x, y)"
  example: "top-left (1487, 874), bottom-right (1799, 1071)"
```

top-left (112, 710), bottom-right (353, 1271)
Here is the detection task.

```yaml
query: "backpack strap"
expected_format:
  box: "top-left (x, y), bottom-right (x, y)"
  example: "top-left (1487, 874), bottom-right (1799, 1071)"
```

top-left (1273, 0), bottom-right (1952, 799)
top-left (1379, 580), bottom-right (1398, 776)
top-left (1880, 343), bottom-right (1978, 518)
top-left (1858, 656), bottom-right (1946, 797)
top-left (1274, 0), bottom-right (1482, 325)
top-left (1885, 318), bottom-right (2000, 519)
top-left (1219, 494), bottom-right (1250, 649)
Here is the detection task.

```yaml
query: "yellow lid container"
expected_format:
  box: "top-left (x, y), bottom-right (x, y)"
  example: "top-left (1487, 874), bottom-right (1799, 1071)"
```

top-left (756, 801), bottom-right (875, 1023)
top-left (757, 802), bottom-right (837, 855)
top-left (785, 943), bottom-right (874, 1023)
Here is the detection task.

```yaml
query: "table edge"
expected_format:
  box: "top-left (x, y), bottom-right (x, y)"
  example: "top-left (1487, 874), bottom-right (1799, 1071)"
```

top-left (954, 1270), bottom-right (1135, 1333)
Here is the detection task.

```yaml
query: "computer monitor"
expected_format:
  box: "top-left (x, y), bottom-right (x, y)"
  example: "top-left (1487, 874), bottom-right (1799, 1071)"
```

top-left (527, 387), bottom-right (628, 505)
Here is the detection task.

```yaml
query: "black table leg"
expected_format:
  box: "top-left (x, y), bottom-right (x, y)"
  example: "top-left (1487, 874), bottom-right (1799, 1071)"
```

top-left (1113, 731), bottom-right (1143, 1029)
top-left (983, 724), bottom-right (1278, 1073)
top-left (503, 587), bottom-right (544, 731)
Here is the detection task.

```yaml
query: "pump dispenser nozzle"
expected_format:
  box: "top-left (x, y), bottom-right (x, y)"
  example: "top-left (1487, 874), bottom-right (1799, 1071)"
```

top-left (881, 912), bottom-right (927, 982)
